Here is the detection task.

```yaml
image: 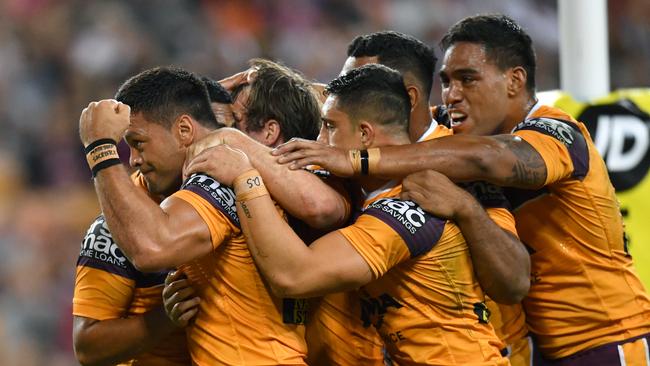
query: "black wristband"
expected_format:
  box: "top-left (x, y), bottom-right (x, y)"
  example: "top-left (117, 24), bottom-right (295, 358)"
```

top-left (84, 138), bottom-right (117, 154)
top-left (360, 149), bottom-right (369, 175)
top-left (91, 158), bottom-right (122, 177)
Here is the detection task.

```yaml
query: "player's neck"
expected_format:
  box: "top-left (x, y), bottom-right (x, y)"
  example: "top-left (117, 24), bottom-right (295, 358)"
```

top-left (408, 104), bottom-right (433, 142)
top-left (502, 95), bottom-right (538, 133)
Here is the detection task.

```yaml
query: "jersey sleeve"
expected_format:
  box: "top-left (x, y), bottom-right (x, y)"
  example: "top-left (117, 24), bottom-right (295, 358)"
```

top-left (512, 117), bottom-right (590, 185)
top-left (73, 216), bottom-right (137, 320)
top-left (338, 198), bottom-right (446, 279)
top-left (172, 174), bottom-right (240, 250)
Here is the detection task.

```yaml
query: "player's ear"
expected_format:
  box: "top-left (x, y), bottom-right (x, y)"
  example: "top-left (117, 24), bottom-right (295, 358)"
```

top-left (175, 115), bottom-right (195, 146)
top-left (359, 120), bottom-right (375, 148)
top-left (406, 84), bottom-right (419, 112)
top-left (508, 66), bottom-right (527, 97)
top-left (263, 119), bottom-right (282, 147)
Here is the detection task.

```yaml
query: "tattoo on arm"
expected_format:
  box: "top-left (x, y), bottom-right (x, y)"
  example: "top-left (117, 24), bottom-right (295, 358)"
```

top-left (240, 202), bottom-right (252, 219)
top-left (495, 135), bottom-right (547, 188)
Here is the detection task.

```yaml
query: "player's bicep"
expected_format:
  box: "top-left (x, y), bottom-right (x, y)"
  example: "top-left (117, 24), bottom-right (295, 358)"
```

top-left (158, 196), bottom-right (215, 265)
top-left (492, 134), bottom-right (547, 189)
top-left (73, 315), bottom-right (99, 338)
top-left (301, 231), bottom-right (374, 296)
top-left (510, 118), bottom-right (590, 186)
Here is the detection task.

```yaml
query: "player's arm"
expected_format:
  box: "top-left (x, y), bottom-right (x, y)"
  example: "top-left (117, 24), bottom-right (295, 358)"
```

top-left (185, 127), bottom-right (350, 229)
top-left (79, 100), bottom-right (213, 272)
top-left (73, 310), bottom-right (175, 366)
top-left (241, 207), bottom-right (373, 298)
top-left (194, 145), bottom-right (373, 298)
top-left (273, 134), bottom-right (548, 189)
top-left (93, 166), bottom-right (212, 271)
top-left (401, 171), bottom-right (530, 304)
top-left (72, 217), bottom-right (197, 366)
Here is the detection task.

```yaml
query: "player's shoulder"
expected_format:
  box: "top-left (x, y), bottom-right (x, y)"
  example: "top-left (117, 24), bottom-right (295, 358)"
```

top-left (513, 116), bottom-right (584, 145)
top-left (361, 197), bottom-right (446, 257)
top-left (78, 215), bottom-right (169, 286)
top-left (513, 114), bottom-right (590, 179)
top-left (180, 173), bottom-right (239, 226)
top-left (77, 215), bottom-right (136, 278)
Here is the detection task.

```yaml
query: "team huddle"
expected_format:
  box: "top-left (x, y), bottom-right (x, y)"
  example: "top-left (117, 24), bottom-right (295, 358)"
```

top-left (72, 14), bottom-right (650, 366)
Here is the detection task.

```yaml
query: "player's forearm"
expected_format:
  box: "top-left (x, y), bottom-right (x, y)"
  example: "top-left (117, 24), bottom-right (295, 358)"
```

top-left (237, 139), bottom-right (348, 228)
top-left (73, 308), bottom-right (177, 366)
top-left (93, 166), bottom-right (174, 265)
top-left (454, 202), bottom-right (530, 304)
top-left (236, 194), bottom-right (320, 297)
top-left (377, 135), bottom-right (516, 183)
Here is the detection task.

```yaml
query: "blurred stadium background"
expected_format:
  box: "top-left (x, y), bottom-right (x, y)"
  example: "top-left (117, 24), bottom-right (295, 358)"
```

top-left (0, 0), bottom-right (648, 364)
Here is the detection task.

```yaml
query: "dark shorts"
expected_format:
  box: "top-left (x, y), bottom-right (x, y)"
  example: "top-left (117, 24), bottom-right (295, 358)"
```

top-left (536, 332), bottom-right (650, 366)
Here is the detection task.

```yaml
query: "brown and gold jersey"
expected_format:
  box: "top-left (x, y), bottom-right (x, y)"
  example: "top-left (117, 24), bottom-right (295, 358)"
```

top-left (73, 171), bottom-right (190, 366)
top-left (338, 183), bottom-right (507, 365)
top-left (172, 174), bottom-right (307, 365)
top-left (424, 118), bottom-right (529, 350)
top-left (509, 104), bottom-right (650, 358)
top-left (73, 214), bottom-right (190, 366)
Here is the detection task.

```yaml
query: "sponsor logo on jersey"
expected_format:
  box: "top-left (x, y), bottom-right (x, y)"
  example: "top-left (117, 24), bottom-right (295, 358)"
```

top-left (360, 292), bottom-right (403, 329)
top-left (515, 117), bottom-right (576, 146)
top-left (367, 198), bottom-right (427, 235)
top-left (182, 174), bottom-right (239, 225)
top-left (80, 217), bottom-right (128, 268)
top-left (473, 302), bottom-right (491, 324)
top-left (364, 198), bottom-right (445, 257)
top-left (282, 298), bottom-right (308, 325)
top-left (515, 117), bottom-right (590, 179)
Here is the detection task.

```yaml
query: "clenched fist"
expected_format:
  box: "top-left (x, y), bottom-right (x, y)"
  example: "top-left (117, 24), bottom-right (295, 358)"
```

top-left (79, 99), bottom-right (131, 147)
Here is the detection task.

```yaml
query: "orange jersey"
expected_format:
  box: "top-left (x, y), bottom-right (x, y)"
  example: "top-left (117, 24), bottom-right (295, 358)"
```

top-left (460, 182), bottom-right (528, 348)
top-left (306, 292), bottom-right (385, 366)
top-left (172, 174), bottom-right (307, 365)
top-left (73, 215), bottom-right (191, 366)
top-left (338, 183), bottom-right (507, 365)
top-left (306, 121), bottom-right (457, 366)
top-left (508, 104), bottom-right (650, 358)
top-left (425, 119), bottom-right (529, 350)
top-left (73, 172), bottom-right (190, 366)
top-left (299, 171), bottom-right (384, 366)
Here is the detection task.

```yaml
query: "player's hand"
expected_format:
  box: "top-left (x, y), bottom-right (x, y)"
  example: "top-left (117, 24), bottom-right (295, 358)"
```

top-left (185, 128), bottom-right (245, 163)
top-left (401, 170), bottom-right (477, 220)
top-left (162, 271), bottom-right (200, 328)
top-left (272, 138), bottom-right (354, 177)
top-left (79, 99), bottom-right (130, 146)
top-left (218, 67), bottom-right (259, 92)
top-left (184, 144), bottom-right (253, 186)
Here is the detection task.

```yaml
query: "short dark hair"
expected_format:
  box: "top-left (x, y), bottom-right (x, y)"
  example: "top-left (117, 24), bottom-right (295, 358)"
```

top-left (202, 76), bottom-right (233, 104)
top-left (347, 31), bottom-right (437, 97)
top-left (326, 64), bottom-right (410, 132)
top-left (440, 14), bottom-right (537, 93)
top-left (243, 59), bottom-right (320, 141)
top-left (115, 66), bottom-right (220, 129)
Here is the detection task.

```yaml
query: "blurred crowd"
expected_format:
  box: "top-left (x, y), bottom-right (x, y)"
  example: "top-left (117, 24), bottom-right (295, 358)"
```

top-left (0, 0), bottom-right (647, 364)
